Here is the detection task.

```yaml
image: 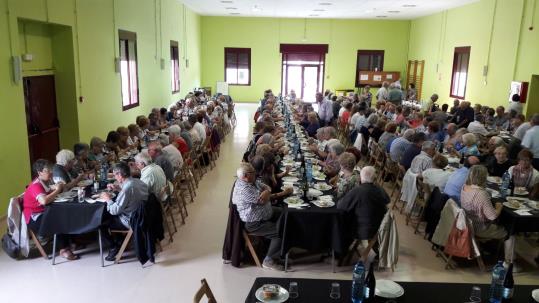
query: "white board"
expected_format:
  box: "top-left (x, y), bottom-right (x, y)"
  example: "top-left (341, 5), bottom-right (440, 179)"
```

top-left (216, 81), bottom-right (229, 95)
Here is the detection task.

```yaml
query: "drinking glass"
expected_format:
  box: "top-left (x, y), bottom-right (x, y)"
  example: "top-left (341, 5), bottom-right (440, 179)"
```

top-left (468, 286), bottom-right (481, 303)
top-left (288, 282), bottom-right (299, 299)
top-left (77, 188), bottom-right (85, 203)
top-left (329, 282), bottom-right (341, 299)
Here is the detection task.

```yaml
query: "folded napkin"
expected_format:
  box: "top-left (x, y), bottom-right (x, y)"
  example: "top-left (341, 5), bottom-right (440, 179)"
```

top-left (514, 209), bottom-right (532, 216)
top-left (288, 203), bottom-right (309, 209)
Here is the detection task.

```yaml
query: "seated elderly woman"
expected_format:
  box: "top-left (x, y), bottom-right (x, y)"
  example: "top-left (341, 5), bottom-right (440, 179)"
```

top-left (460, 165), bottom-right (515, 266)
top-left (422, 154), bottom-right (452, 192)
top-left (330, 152), bottom-right (361, 199)
top-left (88, 137), bottom-right (106, 162)
top-left (359, 113), bottom-right (379, 144)
top-left (250, 155), bottom-right (293, 199)
top-left (116, 126), bottom-right (136, 151)
top-left (105, 130), bottom-right (122, 157)
top-left (453, 133), bottom-right (480, 157)
top-left (378, 122), bottom-right (398, 152)
top-left (24, 159), bottom-right (79, 260)
top-left (479, 136), bottom-right (506, 162)
top-left (508, 149), bottom-right (539, 190)
top-left (127, 124), bottom-right (141, 148)
top-left (305, 112), bottom-right (320, 137)
top-left (319, 142), bottom-right (345, 178)
top-left (72, 143), bottom-right (96, 173)
top-left (486, 146), bottom-right (513, 177)
top-left (53, 149), bottom-right (84, 190)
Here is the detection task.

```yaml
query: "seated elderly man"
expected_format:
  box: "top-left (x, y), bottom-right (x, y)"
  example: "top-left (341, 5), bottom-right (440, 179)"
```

top-left (232, 163), bottom-right (283, 271)
top-left (409, 141), bottom-right (436, 175)
top-left (53, 149), bottom-right (84, 190)
top-left (134, 151), bottom-right (168, 202)
top-left (168, 124), bottom-right (189, 157)
top-left (399, 132), bottom-right (427, 171)
top-left (389, 129), bottom-right (415, 162)
top-left (147, 141), bottom-right (175, 181)
top-left (100, 162), bottom-right (148, 261)
top-left (188, 114), bottom-right (207, 146)
top-left (158, 133), bottom-right (183, 172)
top-left (422, 154), bottom-right (452, 192)
top-left (337, 166), bottom-right (390, 242)
top-left (443, 156), bottom-right (480, 204)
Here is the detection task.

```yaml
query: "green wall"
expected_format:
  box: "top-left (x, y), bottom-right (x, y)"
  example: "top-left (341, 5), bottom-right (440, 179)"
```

top-left (408, 0), bottom-right (539, 114)
top-left (201, 17), bottom-right (411, 102)
top-left (0, 0), bottom-right (201, 215)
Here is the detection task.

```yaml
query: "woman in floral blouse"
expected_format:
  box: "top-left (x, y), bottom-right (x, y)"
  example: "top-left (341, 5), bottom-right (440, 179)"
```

top-left (332, 152), bottom-right (360, 199)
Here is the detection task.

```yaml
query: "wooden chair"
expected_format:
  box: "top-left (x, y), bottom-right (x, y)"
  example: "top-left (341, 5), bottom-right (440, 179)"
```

top-left (171, 173), bottom-right (189, 223)
top-left (15, 196), bottom-right (48, 259)
top-left (109, 229), bottom-right (133, 264)
top-left (160, 187), bottom-right (177, 243)
top-left (411, 177), bottom-right (432, 234)
top-left (193, 278), bottom-right (217, 303)
top-left (242, 229), bottom-right (262, 268)
top-left (340, 236), bottom-right (378, 267)
top-left (390, 164), bottom-right (406, 210)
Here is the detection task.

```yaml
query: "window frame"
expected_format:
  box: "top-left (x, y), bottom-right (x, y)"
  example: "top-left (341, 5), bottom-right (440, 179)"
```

top-left (355, 50), bottom-right (385, 87)
top-left (170, 40), bottom-right (180, 93)
top-left (449, 46), bottom-right (471, 99)
top-left (118, 30), bottom-right (140, 111)
top-left (224, 47), bottom-right (251, 86)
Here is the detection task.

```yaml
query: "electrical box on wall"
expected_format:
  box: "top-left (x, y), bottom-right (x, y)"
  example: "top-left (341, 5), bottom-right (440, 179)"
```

top-left (11, 56), bottom-right (22, 84)
top-left (22, 54), bottom-right (33, 62)
top-left (114, 57), bottom-right (121, 73)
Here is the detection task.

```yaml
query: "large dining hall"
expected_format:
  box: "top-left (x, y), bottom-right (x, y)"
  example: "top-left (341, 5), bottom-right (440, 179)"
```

top-left (2, 0), bottom-right (539, 302)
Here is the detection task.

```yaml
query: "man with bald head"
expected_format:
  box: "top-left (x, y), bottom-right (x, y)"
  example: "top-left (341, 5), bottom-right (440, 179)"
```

top-left (443, 156), bottom-right (480, 204)
top-left (444, 123), bottom-right (458, 145)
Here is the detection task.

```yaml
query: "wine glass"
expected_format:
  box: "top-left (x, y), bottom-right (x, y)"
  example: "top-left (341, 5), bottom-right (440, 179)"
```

top-left (329, 282), bottom-right (341, 300)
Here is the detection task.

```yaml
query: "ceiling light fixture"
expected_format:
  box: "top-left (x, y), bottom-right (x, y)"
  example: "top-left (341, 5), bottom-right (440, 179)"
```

top-left (313, 9), bottom-right (325, 12)
top-left (376, 15), bottom-right (387, 18)
top-left (309, 14), bottom-right (319, 16)
top-left (318, 2), bottom-right (332, 5)
top-left (402, 4), bottom-right (417, 7)
top-left (225, 7), bottom-right (237, 10)
top-left (220, 0), bottom-right (233, 3)
top-left (229, 12), bottom-right (240, 15)
top-left (387, 10), bottom-right (400, 13)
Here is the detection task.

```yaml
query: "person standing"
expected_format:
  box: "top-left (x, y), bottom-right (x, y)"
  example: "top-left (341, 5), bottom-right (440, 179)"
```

top-left (317, 92), bottom-right (333, 127)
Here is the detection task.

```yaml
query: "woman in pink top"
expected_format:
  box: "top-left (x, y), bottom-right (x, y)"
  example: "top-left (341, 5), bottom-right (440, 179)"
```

top-left (23, 159), bottom-right (78, 260)
top-left (460, 165), bottom-right (515, 265)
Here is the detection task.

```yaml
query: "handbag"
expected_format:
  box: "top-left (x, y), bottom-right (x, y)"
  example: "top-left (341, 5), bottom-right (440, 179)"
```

top-left (443, 213), bottom-right (472, 258)
top-left (2, 232), bottom-right (20, 259)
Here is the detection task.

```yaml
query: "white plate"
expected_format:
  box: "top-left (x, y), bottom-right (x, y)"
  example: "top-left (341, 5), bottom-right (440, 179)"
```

top-left (312, 200), bottom-right (335, 208)
top-left (375, 280), bottom-right (404, 299)
top-left (77, 180), bottom-right (93, 187)
top-left (280, 166), bottom-right (297, 172)
top-left (255, 285), bottom-right (289, 303)
top-left (532, 289), bottom-right (539, 302)
top-left (284, 196), bottom-right (304, 205)
top-left (447, 157), bottom-right (460, 164)
top-left (308, 188), bottom-right (323, 197)
top-left (514, 187), bottom-right (529, 196)
top-left (313, 183), bottom-right (332, 191)
top-left (313, 175), bottom-right (326, 181)
top-left (54, 198), bottom-right (72, 203)
top-left (503, 201), bottom-right (525, 210)
top-left (487, 176), bottom-right (502, 184)
top-left (282, 176), bottom-right (299, 182)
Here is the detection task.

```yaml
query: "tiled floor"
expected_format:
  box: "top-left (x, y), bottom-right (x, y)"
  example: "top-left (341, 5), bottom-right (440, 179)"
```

top-left (1, 103), bottom-right (537, 303)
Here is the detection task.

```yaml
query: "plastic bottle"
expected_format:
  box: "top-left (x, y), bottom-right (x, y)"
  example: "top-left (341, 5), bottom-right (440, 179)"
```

top-left (502, 262), bottom-right (514, 301)
top-left (351, 261), bottom-right (366, 303)
top-left (306, 159), bottom-right (313, 184)
top-left (488, 261), bottom-right (506, 303)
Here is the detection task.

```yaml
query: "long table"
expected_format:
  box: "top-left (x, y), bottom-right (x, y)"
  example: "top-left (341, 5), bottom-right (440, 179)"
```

top-left (245, 277), bottom-right (538, 303)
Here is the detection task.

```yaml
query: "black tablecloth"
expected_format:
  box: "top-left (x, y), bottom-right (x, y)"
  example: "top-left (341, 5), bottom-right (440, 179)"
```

top-left (278, 202), bottom-right (352, 257)
top-left (245, 277), bottom-right (538, 303)
top-left (39, 201), bottom-right (106, 236)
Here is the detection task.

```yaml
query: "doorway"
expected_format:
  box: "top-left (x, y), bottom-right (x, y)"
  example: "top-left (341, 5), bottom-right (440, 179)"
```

top-left (23, 75), bottom-right (60, 165)
top-left (280, 44), bottom-right (327, 103)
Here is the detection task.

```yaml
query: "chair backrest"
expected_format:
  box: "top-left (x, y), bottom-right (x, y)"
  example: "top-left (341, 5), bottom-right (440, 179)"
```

top-left (193, 279), bottom-right (217, 303)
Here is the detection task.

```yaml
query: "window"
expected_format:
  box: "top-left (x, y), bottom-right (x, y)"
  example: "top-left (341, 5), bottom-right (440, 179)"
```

top-left (355, 50), bottom-right (384, 86)
top-left (170, 41), bottom-right (180, 93)
top-left (119, 30), bottom-right (139, 110)
top-left (225, 47), bottom-right (251, 85)
top-left (450, 46), bottom-right (471, 99)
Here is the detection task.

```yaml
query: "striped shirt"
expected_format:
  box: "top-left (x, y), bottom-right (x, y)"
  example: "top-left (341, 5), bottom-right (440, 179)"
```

top-left (460, 186), bottom-right (497, 233)
top-left (140, 163), bottom-right (167, 201)
top-left (232, 179), bottom-right (272, 223)
top-left (409, 151), bottom-right (433, 174)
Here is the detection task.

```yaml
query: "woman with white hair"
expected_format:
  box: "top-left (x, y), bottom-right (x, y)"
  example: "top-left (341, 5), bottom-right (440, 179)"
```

top-left (52, 149), bottom-right (85, 190)
top-left (457, 133), bottom-right (480, 157)
top-left (320, 142), bottom-right (345, 178)
top-left (332, 152), bottom-right (361, 199)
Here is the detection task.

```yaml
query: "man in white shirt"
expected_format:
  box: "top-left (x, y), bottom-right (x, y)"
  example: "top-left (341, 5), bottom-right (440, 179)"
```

top-left (189, 114), bottom-right (207, 146)
top-left (522, 114), bottom-right (539, 169)
top-left (512, 114), bottom-right (531, 140)
top-left (134, 151), bottom-right (168, 202)
top-left (376, 81), bottom-right (390, 102)
top-left (159, 133), bottom-right (183, 171)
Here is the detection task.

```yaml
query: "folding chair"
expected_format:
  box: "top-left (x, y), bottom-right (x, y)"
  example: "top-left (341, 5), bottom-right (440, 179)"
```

top-left (15, 196), bottom-right (49, 260)
top-left (242, 229), bottom-right (262, 268)
top-left (109, 228), bottom-right (133, 264)
top-left (193, 278), bottom-right (217, 303)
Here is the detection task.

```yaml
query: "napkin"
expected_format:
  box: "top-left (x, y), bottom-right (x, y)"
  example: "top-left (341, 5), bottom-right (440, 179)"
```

top-left (514, 209), bottom-right (532, 216)
top-left (288, 203), bottom-right (309, 209)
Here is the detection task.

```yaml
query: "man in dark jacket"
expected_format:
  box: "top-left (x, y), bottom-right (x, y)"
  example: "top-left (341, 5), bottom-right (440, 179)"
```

top-left (337, 166), bottom-right (390, 241)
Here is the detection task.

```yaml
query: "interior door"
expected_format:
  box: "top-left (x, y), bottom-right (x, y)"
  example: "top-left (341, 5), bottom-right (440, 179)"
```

top-left (23, 75), bottom-right (60, 166)
top-left (302, 66), bottom-right (319, 103)
top-left (286, 66), bottom-right (302, 99)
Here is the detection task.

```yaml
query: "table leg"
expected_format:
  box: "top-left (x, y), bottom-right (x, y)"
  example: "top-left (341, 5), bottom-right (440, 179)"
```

top-left (332, 249), bottom-right (335, 273)
top-left (52, 234), bottom-right (57, 265)
top-left (285, 252), bottom-right (289, 273)
top-left (98, 229), bottom-right (104, 267)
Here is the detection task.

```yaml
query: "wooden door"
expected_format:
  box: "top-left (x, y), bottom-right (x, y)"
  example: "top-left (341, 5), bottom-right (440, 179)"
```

top-left (23, 75), bottom-right (60, 166)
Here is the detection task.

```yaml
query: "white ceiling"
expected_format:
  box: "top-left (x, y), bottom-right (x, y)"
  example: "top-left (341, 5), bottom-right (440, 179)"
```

top-left (180, 0), bottom-right (479, 19)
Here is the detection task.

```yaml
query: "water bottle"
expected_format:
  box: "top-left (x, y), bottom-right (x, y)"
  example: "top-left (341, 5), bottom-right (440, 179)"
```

top-left (500, 171), bottom-right (510, 199)
top-left (488, 261), bottom-right (506, 303)
top-left (351, 261), bottom-right (366, 303)
top-left (306, 159), bottom-right (313, 184)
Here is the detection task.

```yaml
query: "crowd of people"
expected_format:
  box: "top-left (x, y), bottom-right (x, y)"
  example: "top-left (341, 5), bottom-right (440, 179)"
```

top-left (20, 91), bottom-right (234, 262)
top-left (230, 86), bottom-right (539, 271)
